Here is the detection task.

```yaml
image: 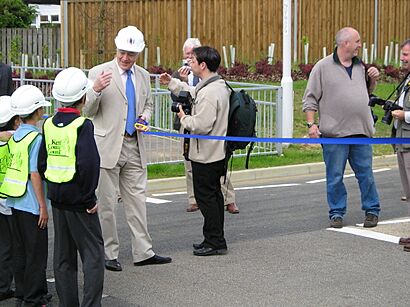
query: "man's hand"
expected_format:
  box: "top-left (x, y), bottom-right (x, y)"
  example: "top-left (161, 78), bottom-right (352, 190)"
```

top-left (38, 206), bottom-right (48, 229)
top-left (177, 66), bottom-right (190, 82)
top-left (93, 70), bottom-right (112, 93)
top-left (308, 124), bottom-right (321, 138)
top-left (159, 73), bottom-right (172, 85)
top-left (86, 204), bottom-right (98, 214)
top-left (367, 66), bottom-right (380, 93)
top-left (367, 66), bottom-right (380, 80)
top-left (392, 110), bottom-right (405, 121)
top-left (177, 104), bottom-right (186, 119)
top-left (135, 115), bottom-right (150, 132)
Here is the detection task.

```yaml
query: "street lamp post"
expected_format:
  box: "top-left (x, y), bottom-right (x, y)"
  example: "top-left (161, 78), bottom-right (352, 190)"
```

top-left (281, 0), bottom-right (294, 143)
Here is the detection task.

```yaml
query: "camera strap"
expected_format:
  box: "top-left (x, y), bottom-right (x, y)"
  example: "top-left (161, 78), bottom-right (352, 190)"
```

top-left (183, 129), bottom-right (190, 161)
top-left (386, 71), bottom-right (410, 102)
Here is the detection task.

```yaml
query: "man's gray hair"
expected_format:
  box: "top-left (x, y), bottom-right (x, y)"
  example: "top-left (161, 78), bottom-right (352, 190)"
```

top-left (183, 38), bottom-right (201, 51)
top-left (401, 39), bottom-right (410, 49)
top-left (335, 27), bottom-right (355, 46)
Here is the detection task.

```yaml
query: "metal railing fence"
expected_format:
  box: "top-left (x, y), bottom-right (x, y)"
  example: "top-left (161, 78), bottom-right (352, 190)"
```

top-left (11, 66), bottom-right (282, 164)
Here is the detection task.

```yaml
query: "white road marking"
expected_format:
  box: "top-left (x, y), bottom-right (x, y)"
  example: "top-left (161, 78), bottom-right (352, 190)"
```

top-left (146, 197), bottom-right (171, 204)
top-left (373, 168), bottom-right (391, 173)
top-left (306, 168), bottom-right (391, 184)
top-left (150, 168), bottom-right (392, 199)
top-left (234, 183), bottom-right (300, 191)
top-left (306, 178), bottom-right (326, 184)
top-left (152, 184), bottom-right (301, 197)
top-left (328, 226), bottom-right (400, 244)
top-left (152, 191), bottom-right (187, 197)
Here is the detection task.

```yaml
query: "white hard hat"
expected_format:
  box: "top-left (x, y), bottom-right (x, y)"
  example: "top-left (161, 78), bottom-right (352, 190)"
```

top-left (114, 26), bottom-right (145, 53)
top-left (0, 96), bottom-right (16, 127)
top-left (11, 85), bottom-right (51, 117)
top-left (52, 67), bottom-right (93, 105)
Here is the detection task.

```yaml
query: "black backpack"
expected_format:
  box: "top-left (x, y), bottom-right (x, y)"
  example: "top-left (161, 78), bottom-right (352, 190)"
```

top-left (225, 81), bottom-right (257, 168)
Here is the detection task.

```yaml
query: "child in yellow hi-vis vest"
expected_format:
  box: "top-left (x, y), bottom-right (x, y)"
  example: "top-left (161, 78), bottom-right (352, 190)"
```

top-left (0, 96), bottom-right (20, 303)
top-left (38, 67), bottom-right (104, 307)
top-left (0, 85), bottom-right (52, 306)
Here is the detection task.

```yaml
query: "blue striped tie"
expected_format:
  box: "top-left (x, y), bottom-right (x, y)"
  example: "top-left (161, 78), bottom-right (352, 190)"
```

top-left (125, 70), bottom-right (136, 135)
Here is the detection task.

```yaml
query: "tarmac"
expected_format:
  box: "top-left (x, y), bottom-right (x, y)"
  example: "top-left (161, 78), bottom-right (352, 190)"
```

top-left (146, 154), bottom-right (398, 194)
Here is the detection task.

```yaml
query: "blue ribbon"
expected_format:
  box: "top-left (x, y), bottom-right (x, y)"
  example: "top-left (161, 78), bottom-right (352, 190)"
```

top-left (144, 130), bottom-right (410, 145)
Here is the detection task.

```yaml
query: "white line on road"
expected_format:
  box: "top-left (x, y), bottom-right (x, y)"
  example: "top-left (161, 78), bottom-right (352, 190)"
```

top-left (306, 168), bottom-right (391, 184)
top-left (152, 191), bottom-right (187, 197)
top-left (328, 226), bottom-right (400, 244)
top-left (152, 183), bottom-right (301, 197)
top-left (234, 183), bottom-right (300, 191)
top-left (151, 168), bottom-right (392, 198)
top-left (146, 197), bottom-right (172, 204)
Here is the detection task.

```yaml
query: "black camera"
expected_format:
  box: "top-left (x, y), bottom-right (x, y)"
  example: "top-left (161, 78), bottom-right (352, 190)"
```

top-left (368, 94), bottom-right (403, 125)
top-left (368, 94), bottom-right (386, 107)
top-left (171, 91), bottom-right (192, 115)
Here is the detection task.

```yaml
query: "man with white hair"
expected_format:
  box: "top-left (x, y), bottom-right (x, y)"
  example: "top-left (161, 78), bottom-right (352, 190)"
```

top-left (176, 38), bottom-right (239, 214)
top-left (302, 27), bottom-right (381, 229)
top-left (390, 39), bottom-right (410, 251)
top-left (85, 26), bottom-right (171, 272)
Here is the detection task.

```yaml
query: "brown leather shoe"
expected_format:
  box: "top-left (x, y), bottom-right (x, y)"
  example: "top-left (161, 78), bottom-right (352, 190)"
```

top-left (404, 244), bottom-right (410, 252)
top-left (226, 203), bottom-right (239, 214)
top-left (399, 237), bottom-right (410, 245)
top-left (186, 203), bottom-right (199, 212)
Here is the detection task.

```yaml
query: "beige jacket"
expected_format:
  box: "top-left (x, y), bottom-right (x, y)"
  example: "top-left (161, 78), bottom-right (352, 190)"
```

top-left (168, 73), bottom-right (230, 163)
top-left (84, 59), bottom-right (153, 169)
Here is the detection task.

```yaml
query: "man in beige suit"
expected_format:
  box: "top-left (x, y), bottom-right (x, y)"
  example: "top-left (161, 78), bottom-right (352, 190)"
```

top-left (84, 26), bottom-right (171, 271)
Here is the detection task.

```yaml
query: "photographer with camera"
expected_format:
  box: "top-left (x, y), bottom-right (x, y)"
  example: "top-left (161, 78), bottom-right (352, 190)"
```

top-left (173, 38), bottom-right (239, 214)
top-left (302, 27), bottom-right (381, 229)
top-left (387, 39), bottom-right (410, 251)
top-left (160, 46), bottom-right (230, 256)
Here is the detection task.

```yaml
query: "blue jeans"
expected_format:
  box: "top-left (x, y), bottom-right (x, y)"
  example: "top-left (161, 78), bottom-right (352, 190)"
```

top-left (322, 143), bottom-right (380, 220)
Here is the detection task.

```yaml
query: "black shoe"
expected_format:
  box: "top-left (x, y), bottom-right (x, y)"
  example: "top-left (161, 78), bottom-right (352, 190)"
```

top-left (193, 242), bottom-right (204, 250)
top-left (364, 213), bottom-right (378, 228)
top-left (193, 247), bottom-right (227, 256)
top-left (0, 289), bottom-right (14, 301)
top-left (330, 217), bottom-right (343, 228)
top-left (105, 259), bottom-right (122, 271)
top-left (134, 254), bottom-right (172, 266)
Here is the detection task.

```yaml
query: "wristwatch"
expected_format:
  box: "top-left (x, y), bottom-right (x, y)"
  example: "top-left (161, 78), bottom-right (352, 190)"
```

top-left (306, 121), bottom-right (316, 128)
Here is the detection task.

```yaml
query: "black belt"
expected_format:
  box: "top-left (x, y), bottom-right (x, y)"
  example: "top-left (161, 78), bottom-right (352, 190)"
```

top-left (124, 131), bottom-right (136, 138)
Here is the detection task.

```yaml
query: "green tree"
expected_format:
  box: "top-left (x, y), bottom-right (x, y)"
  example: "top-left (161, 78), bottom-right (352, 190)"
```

top-left (0, 0), bottom-right (37, 28)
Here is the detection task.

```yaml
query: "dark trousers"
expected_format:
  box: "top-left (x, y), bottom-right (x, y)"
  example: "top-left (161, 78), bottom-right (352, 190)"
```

top-left (52, 207), bottom-right (105, 307)
top-left (0, 213), bottom-right (13, 294)
top-left (11, 208), bottom-right (48, 306)
top-left (191, 159), bottom-right (227, 249)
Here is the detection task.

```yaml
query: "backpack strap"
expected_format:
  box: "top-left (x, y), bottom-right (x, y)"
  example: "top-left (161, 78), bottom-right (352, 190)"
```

top-left (245, 142), bottom-right (254, 169)
top-left (224, 80), bottom-right (234, 92)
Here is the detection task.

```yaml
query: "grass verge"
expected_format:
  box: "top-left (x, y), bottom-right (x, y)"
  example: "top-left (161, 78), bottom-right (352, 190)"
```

top-left (148, 80), bottom-right (396, 180)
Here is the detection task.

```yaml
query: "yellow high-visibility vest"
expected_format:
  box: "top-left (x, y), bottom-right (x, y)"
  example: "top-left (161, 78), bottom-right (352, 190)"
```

top-left (43, 116), bottom-right (86, 183)
top-left (0, 131), bottom-right (39, 198)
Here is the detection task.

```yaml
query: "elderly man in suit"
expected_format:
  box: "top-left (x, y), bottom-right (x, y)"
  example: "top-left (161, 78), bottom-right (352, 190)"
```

top-left (0, 63), bottom-right (13, 96)
top-left (84, 26), bottom-right (171, 271)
